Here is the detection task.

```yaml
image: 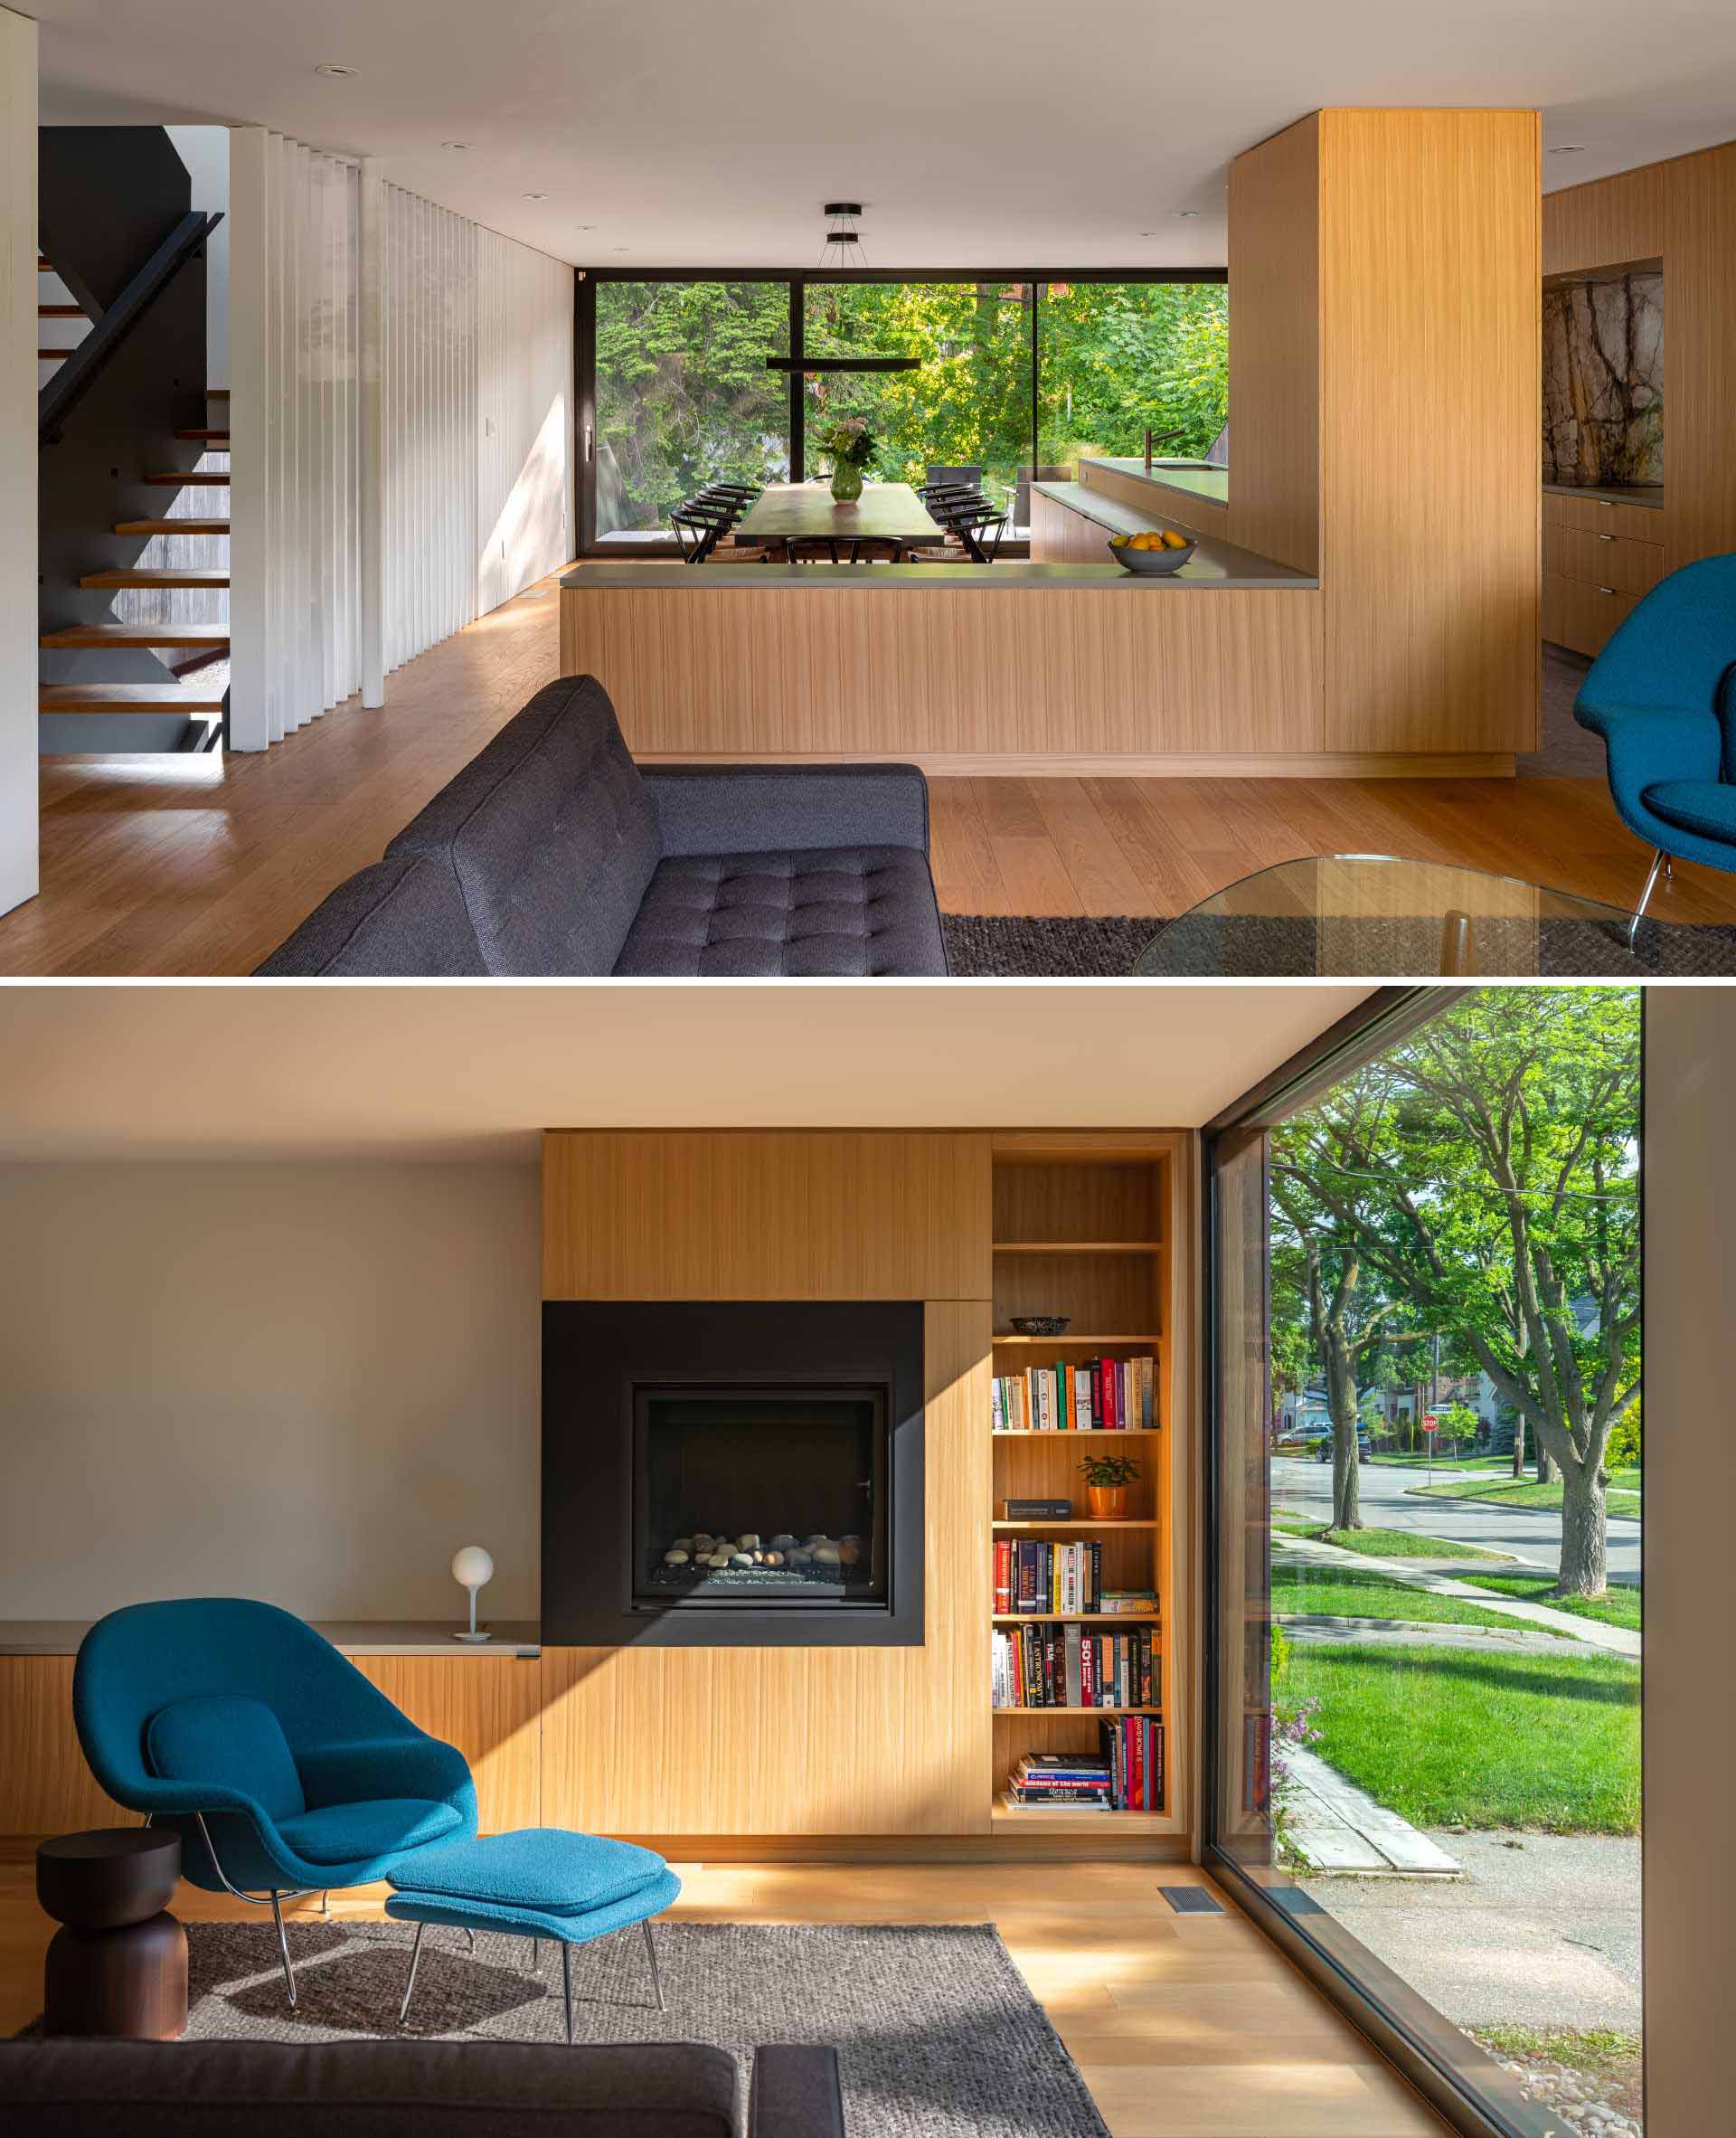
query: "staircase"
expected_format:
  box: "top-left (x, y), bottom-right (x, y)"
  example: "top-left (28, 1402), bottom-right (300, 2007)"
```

top-left (37, 128), bottom-right (229, 753)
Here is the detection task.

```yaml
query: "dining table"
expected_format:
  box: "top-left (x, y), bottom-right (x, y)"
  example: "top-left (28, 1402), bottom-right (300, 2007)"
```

top-left (735, 480), bottom-right (946, 553)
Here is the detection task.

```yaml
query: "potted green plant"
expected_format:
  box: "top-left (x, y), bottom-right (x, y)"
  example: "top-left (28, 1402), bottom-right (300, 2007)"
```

top-left (1078, 1450), bottom-right (1143, 1520)
top-left (817, 416), bottom-right (876, 503)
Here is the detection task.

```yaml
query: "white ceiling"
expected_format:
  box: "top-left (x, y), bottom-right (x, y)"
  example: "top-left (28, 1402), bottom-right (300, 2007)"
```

top-left (0, 984), bottom-right (1370, 1163)
top-left (29, 1), bottom-right (1736, 269)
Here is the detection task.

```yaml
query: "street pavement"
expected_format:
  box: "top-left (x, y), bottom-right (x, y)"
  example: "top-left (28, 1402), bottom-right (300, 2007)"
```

top-left (1273, 1454), bottom-right (1642, 1583)
top-left (1301, 1832), bottom-right (1642, 2030)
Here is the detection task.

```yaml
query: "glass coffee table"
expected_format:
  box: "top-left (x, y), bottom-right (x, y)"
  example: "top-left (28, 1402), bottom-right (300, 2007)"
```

top-left (1133, 855), bottom-right (1720, 977)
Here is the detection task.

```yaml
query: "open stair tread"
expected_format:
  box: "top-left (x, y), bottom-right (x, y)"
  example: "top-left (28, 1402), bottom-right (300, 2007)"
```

top-left (175, 429), bottom-right (231, 442)
top-left (38, 303), bottom-right (86, 317)
top-left (115, 518), bottom-right (230, 535)
top-left (39, 684), bottom-right (225, 714)
top-left (40, 622), bottom-right (230, 649)
top-left (144, 470), bottom-right (231, 486)
top-left (80, 568), bottom-right (230, 590)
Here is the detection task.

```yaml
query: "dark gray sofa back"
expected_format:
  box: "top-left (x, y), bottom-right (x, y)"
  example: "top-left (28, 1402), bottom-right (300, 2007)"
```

top-left (0, 2039), bottom-right (741, 2135)
top-left (252, 855), bottom-right (488, 978)
top-left (386, 675), bottom-right (661, 976)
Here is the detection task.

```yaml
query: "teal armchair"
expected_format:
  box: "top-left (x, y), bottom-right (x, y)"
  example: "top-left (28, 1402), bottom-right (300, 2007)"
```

top-left (73, 1599), bottom-right (477, 2007)
top-left (1573, 553), bottom-right (1736, 928)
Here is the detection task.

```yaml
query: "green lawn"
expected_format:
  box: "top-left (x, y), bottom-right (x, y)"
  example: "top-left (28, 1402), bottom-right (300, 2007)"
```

top-left (1270, 1564), bottom-right (1560, 1633)
top-left (1367, 1452), bottom-right (1507, 1471)
top-left (1284, 1641), bottom-right (1641, 1833)
top-left (1409, 1472), bottom-right (1641, 1521)
top-left (1283, 1524), bottom-right (1505, 1560)
top-left (1471, 1573), bottom-right (1642, 1632)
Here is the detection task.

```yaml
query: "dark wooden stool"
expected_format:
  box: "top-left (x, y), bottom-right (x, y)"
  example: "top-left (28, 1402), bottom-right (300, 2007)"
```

top-left (37, 1827), bottom-right (187, 2039)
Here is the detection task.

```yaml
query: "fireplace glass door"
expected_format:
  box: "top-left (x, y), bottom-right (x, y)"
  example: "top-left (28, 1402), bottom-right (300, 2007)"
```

top-left (632, 1384), bottom-right (889, 1609)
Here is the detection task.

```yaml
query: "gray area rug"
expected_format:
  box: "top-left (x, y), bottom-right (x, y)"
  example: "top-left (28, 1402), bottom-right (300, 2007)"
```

top-left (944, 911), bottom-right (1736, 977)
top-left (72, 1917), bottom-right (1109, 2138)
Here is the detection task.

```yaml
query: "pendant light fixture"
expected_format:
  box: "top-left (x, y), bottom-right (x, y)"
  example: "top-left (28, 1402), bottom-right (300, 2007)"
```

top-left (819, 201), bottom-right (865, 269)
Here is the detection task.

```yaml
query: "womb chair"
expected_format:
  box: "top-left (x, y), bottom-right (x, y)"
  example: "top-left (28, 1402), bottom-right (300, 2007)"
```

top-left (1573, 553), bottom-right (1736, 934)
top-left (72, 1599), bottom-right (476, 2010)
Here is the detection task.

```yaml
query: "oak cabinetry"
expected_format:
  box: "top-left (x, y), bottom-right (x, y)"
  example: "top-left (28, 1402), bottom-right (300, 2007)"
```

top-left (1543, 574), bottom-right (1639, 660)
top-left (1554, 493), bottom-right (1665, 545)
top-left (1541, 493), bottom-right (1664, 656)
top-left (1543, 525), bottom-right (1665, 600)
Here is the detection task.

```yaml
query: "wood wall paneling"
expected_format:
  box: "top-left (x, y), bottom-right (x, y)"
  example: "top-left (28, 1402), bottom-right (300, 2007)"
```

top-left (560, 583), bottom-right (1326, 760)
top-left (539, 1299), bottom-right (993, 1837)
top-left (1316, 109), bottom-right (1542, 754)
top-left (1543, 164), bottom-right (1665, 278)
top-left (542, 1130), bottom-right (993, 1302)
top-left (1662, 140), bottom-right (1736, 572)
top-left (1225, 115), bottom-right (1322, 575)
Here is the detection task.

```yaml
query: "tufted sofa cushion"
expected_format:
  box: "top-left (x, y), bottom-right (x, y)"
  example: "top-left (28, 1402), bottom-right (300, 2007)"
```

top-left (387, 676), bottom-right (662, 976)
top-left (615, 847), bottom-right (947, 976)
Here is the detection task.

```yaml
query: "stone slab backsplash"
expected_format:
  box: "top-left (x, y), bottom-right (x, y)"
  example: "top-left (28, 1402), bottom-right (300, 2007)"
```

top-left (1543, 271), bottom-right (1663, 488)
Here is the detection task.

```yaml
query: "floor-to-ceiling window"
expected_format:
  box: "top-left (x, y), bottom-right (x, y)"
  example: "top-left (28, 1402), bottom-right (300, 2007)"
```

top-left (1207, 988), bottom-right (1645, 2138)
top-left (592, 280), bottom-right (789, 540)
top-left (580, 272), bottom-right (1226, 550)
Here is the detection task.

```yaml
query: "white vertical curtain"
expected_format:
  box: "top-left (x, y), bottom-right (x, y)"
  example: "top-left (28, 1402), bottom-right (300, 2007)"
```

top-left (230, 132), bottom-right (573, 750)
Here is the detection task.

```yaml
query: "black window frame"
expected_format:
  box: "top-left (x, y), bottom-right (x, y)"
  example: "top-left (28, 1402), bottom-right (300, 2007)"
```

top-left (574, 265), bottom-right (1227, 557)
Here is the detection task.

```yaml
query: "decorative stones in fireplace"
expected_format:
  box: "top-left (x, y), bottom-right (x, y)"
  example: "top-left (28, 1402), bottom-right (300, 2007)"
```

top-left (542, 1301), bottom-right (926, 1648)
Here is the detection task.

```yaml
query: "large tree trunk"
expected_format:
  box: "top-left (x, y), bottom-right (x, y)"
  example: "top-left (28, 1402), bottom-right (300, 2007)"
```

top-left (1328, 1351), bottom-right (1363, 1530)
top-left (1511, 1412), bottom-right (1525, 1479)
top-left (1556, 1464), bottom-right (1609, 1596)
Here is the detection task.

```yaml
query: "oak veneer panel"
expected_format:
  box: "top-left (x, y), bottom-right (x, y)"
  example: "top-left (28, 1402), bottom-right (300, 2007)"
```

top-left (352, 1657), bottom-right (541, 1833)
top-left (542, 1130), bottom-right (992, 1302)
top-left (1226, 116), bottom-right (1322, 575)
top-left (1554, 495), bottom-right (1666, 545)
top-left (1663, 139), bottom-right (1736, 573)
top-left (0, 1659), bottom-right (124, 1835)
top-left (1030, 487), bottom-right (1119, 565)
top-left (539, 1300), bottom-right (993, 1836)
top-left (1547, 526), bottom-right (1663, 599)
top-left (561, 584), bottom-right (1325, 759)
top-left (1543, 163), bottom-right (1665, 277)
top-left (1317, 109), bottom-right (1542, 755)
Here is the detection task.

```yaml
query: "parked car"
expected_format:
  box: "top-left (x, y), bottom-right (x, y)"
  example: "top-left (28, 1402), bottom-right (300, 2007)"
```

top-left (1316, 1428), bottom-right (1373, 1463)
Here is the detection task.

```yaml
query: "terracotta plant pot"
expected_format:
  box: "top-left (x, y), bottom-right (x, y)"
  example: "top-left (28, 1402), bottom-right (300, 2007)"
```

top-left (1086, 1483), bottom-right (1131, 1520)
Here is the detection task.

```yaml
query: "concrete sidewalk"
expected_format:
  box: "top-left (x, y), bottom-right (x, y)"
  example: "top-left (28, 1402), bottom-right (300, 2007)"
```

top-left (1274, 1533), bottom-right (1642, 1658)
top-left (1281, 1744), bottom-right (1462, 1877)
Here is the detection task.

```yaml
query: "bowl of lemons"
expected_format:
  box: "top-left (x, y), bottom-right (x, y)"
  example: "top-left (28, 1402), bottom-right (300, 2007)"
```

top-left (1108, 527), bottom-right (1196, 573)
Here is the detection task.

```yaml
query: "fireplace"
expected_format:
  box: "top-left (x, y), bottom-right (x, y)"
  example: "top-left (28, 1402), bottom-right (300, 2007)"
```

top-left (542, 1301), bottom-right (925, 1647)
top-left (633, 1385), bottom-right (889, 1610)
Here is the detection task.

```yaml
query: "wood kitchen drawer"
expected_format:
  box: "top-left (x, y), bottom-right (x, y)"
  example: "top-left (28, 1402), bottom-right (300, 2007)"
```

top-left (1543, 525), bottom-right (1665, 598)
top-left (1542, 489), bottom-right (1566, 529)
top-left (1543, 572), bottom-right (1637, 659)
top-left (1553, 492), bottom-right (1666, 544)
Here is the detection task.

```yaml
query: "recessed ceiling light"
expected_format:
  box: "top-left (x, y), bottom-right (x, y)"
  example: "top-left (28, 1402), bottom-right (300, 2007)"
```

top-left (576, 224), bottom-right (598, 232)
top-left (524, 192), bottom-right (548, 201)
top-left (314, 63), bottom-right (358, 78)
top-left (1172, 209), bottom-right (1202, 219)
top-left (1549, 144), bottom-right (1587, 155)
top-left (442, 141), bottom-right (472, 152)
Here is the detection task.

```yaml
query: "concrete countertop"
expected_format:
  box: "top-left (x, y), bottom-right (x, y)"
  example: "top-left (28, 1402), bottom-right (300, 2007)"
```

top-left (1543, 480), bottom-right (1665, 511)
top-left (1081, 457), bottom-right (1231, 511)
top-left (563, 535), bottom-right (1313, 595)
top-left (0, 1620), bottom-right (542, 1658)
top-left (1029, 483), bottom-right (1316, 588)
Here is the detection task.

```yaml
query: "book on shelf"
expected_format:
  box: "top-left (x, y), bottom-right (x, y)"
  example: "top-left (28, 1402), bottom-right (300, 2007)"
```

top-left (994, 1537), bottom-right (1113, 1614)
top-left (1004, 1752), bottom-right (1115, 1812)
top-left (990, 1355), bottom-right (1158, 1433)
top-left (1099, 1589), bottom-right (1159, 1616)
top-left (1000, 1497), bottom-right (1074, 1521)
top-left (992, 1622), bottom-right (1160, 1710)
top-left (1100, 1716), bottom-right (1164, 1812)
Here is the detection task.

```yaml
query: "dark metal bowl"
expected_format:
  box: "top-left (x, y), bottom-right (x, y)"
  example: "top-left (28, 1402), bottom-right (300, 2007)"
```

top-left (1010, 1315), bottom-right (1072, 1337)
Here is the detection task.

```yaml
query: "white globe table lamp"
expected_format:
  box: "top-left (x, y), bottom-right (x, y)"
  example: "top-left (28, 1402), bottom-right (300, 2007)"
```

top-left (451, 1545), bottom-right (495, 1642)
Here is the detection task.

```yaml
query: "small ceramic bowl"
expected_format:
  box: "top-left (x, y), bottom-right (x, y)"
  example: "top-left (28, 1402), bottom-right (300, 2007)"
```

top-left (1109, 538), bottom-right (1196, 574)
top-left (1010, 1315), bottom-right (1073, 1337)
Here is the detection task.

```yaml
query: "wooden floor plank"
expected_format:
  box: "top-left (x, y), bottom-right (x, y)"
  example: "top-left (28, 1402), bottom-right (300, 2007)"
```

top-left (0, 1856), bottom-right (1446, 2134)
top-left (3, 575), bottom-right (1731, 975)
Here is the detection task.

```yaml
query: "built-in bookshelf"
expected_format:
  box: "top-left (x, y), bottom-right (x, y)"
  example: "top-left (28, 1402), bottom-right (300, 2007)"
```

top-left (986, 1134), bottom-right (1184, 1839)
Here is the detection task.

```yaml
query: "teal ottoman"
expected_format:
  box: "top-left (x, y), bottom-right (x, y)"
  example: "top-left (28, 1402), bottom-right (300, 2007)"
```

top-left (383, 1828), bottom-right (681, 2041)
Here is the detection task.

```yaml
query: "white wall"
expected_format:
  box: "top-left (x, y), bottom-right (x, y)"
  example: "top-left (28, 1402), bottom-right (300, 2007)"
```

top-left (1643, 989), bottom-right (1736, 2137)
top-left (478, 228), bottom-right (572, 613)
top-left (0, 1160), bottom-right (542, 1621)
top-left (165, 123), bottom-right (229, 387)
top-left (0, 8), bottom-right (36, 918)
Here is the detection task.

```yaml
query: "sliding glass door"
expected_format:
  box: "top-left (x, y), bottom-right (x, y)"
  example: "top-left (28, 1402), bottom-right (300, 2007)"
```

top-left (1206, 989), bottom-right (1645, 2138)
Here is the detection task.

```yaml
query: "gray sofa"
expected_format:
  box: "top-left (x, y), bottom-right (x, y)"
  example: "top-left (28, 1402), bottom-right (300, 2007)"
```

top-left (0, 2038), bottom-right (844, 2135)
top-left (256, 676), bottom-right (947, 978)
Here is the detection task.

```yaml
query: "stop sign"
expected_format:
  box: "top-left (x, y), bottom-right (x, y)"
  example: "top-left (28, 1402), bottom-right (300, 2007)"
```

top-left (1421, 1414), bottom-right (1439, 1433)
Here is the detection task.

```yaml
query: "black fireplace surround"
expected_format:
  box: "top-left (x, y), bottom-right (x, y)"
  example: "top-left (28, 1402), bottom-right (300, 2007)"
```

top-left (542, 1301), bottom-right (925, 1648)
